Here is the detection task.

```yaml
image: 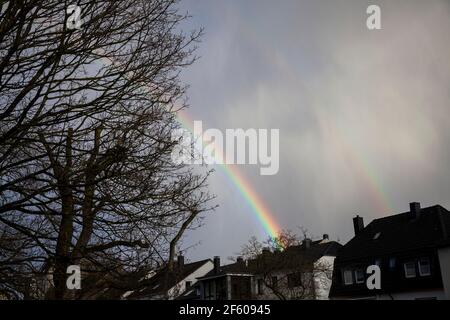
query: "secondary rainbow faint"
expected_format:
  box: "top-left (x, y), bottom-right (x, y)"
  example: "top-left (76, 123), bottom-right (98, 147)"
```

top-left (322, 115), bottom-right (393, 215)
top-left (176, 110), bottom-right (282, 241)
top-left (238, 25), bottom-right (394, 218)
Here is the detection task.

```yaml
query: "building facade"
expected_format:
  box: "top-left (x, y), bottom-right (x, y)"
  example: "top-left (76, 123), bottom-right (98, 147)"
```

top-left (198, 236), bottom-right (341, 300)
top-left (126, 257), bottom-right (214, 300)
top-left (329, 203), bottom-right (450, 300)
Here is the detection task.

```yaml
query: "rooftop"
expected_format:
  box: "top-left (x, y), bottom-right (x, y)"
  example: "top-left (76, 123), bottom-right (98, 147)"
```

top-left (198, 240), bottom-right (342, 281)
top-left (128, 259), bottom-right (211, 299)
top-left (338, 204), bottom-right (450, 262)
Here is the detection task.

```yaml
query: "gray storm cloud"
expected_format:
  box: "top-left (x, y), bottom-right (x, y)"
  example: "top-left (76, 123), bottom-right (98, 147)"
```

top-left (179, 0), bottom-right (450, 261)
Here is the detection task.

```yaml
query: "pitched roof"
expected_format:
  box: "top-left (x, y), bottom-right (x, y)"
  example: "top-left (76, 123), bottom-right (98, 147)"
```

top-left (198, 241), bottom-right (342, 280)
top-left (175, 287), bottom-right (201, 300)
top-left (251, 241), bottom-right (341, 271)
top-left (329, 204), bottom-right (450, 298)
top-left (198, 261), bottom-right (253, 280)
top-left (128, 259), bottom-right (211, 299)
top-left (286, 241), bottom-right (342, 261)
top-left (337, 205), bottom-right (450, 262)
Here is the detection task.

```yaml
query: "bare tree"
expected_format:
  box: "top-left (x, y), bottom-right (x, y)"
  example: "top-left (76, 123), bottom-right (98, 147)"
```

top-left (0, 226), bottom-right (35, 299)
top-left (0, 0), bottom-right (214, 299)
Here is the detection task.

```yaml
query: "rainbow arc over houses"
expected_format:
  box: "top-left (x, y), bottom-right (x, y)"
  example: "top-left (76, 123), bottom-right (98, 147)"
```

top-left (176, 110), bottom-right (282, 240)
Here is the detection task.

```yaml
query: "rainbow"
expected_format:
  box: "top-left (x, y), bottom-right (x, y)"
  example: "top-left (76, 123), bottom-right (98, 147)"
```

top-left (98, 21), bottom-right (395, 243)
top-left (95, 48), bottom-right (283, 240)
top-left (321, 114), bottom-right (393, 215)
top-left (176, 110), bottom-right (282, 240)
top-left (238, 25), bottom-right (393, 217)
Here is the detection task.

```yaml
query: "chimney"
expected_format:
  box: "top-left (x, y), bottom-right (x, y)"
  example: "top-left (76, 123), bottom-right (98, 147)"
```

top-left (213, 256), bottom-right (220, 274)
top-left (177, 255), bottom-right (185, 268)
top-left (323, 234), bottom-right (329, 241)
top-left (353, 215), bottom-right (365, 236)
top-left (304, 238), bottom-right (312, 249)
top-left (236, 256), bottom-right (244, 264)
top-left (262, 247), bottom-right (271, 256)
top-left (409, 202), bottom-right (421, 219)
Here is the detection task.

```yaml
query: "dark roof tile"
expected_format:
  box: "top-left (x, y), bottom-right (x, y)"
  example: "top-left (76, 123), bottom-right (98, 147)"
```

top-left (337, 205), bottom-right (450, 262)
top-left (128, 259), bottom-right (211, 299)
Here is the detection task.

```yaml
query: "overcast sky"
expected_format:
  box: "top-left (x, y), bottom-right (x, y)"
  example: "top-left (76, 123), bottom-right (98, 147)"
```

top-left (177, 0), bottom-right (450, 262)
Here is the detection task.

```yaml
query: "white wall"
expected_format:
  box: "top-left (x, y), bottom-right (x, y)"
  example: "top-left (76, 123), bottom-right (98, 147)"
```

top-left (438, 247), bottom-right (450, 300)
top-left (253, 255), bottom-right (336, 300)
top-left (168, 260), bottom-right (214, 299)
top-left (254, 270), bottom-right (293, 300)
top-left (313, 256), bottom-right (335, 300)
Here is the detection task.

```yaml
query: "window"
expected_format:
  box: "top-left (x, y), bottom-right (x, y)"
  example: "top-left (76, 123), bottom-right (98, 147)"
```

top-left (216, 278), bottom-right (227, 300)
top-left (404, 262), bottom-right (417, 278)
top-left (287, 272), bottom-right (303, 288)
top-left (257, 279), bottom-right (264, 295)
top-left (204, 281), bottom-right (214, 300)
top-left (232, 284), bottom-right (238, 296)
top-left (355, 269), bottom-right (365, 284)
top-left (418, 258), bottom-right (431, 276)
top-left (343, 270), bottom-right (353, 285)
top-left (185, 281), bottom-right (192, 289)
top-left (389, 258), bottom-right (396, 269)
top-left (271, 276), bottom-right (278, 289)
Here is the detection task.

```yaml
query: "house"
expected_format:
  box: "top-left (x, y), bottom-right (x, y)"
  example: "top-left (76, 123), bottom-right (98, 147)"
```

top-left (197, 235), bottom-right (341, 300)
top-left (126, 256), bottom-right (213, 300)
top-left (197, 256), bottom-right (254, 300)
top-left (251, 236), bottom-right (341, 300)
top-left (329, 202), bottom-right (450, 300)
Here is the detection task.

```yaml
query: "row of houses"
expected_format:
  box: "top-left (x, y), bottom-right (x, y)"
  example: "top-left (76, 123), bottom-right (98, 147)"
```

top-left (123, 202), bottom-right (450, 300)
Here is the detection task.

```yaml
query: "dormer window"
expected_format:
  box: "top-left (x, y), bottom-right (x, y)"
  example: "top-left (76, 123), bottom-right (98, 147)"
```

top-left (343, 270), bottom-right (353, 285)
top-left (418, 258), bottom-right (431, 276)
top-left (404, 262), bottom-right (417, 278)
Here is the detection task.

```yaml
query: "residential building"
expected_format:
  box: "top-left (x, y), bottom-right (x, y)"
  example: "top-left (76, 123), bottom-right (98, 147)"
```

top-left (252, 236), bottom-right (341, 300)
top-left (197, 235), bottom-right (341, 300)
top-left (126, 256), bottom-right (213, 300)
top-left (329, 202), bottom-right (450, 300)
top-left (197, 256), bottom-right (254, 300)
